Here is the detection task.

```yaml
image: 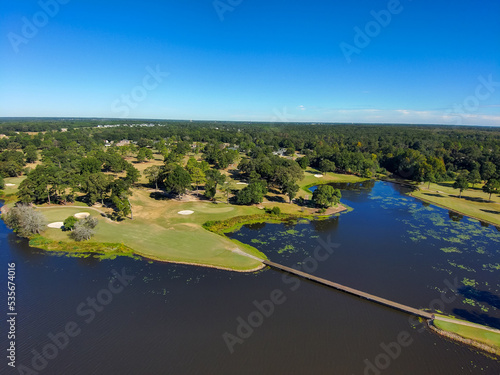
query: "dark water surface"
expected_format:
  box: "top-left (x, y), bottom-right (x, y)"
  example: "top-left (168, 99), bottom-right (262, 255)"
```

top-left (2, 181), bottom-right (500, 374)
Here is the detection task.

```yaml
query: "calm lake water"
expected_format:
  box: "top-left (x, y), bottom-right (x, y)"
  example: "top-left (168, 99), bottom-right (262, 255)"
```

top-left (1, 181), bottom-right (500, 374)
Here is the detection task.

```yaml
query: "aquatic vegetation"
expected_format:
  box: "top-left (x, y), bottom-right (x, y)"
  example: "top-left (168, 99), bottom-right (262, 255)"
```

top-left (448, 261), bottom-right (476, 273)
top-left (462, 298), bottom-right (476, 306)
top-left (278, 244), bottom-right (296, 254)
top-left (441, 247), bottom-right (461, 253)
top-left (461, 278), bottom-right (478, 287)
top-left (251, 238), bottom-right (268, 245)
top-left (483, 263), bottom-right (500, 271)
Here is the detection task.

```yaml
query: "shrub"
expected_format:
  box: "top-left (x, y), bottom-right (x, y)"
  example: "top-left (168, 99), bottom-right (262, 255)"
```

top-left (63, 216), bottom-right (78, 231)
top-left (2, 204), bottom-right (45, 237)
top-left (81, 216), bottom-right (98, 229)
top-left (70, 223), bottom-right (94, 241)
top-left (266, 206), bottom-right (281, 215)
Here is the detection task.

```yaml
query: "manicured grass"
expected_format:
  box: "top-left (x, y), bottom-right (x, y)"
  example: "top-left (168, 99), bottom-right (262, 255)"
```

top-left (298, 168), bottom-right (368, 197)
top-left (412, 181), bottom-right (500, 226)
top-left (434, 318), bottom-right (500, 350)
top-left (2, 176), bottom-right (26, 195)
top-left (38, 190), bottom-right (266, 271)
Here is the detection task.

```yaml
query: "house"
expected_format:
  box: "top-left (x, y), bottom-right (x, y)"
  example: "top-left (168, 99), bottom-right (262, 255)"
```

top-left (115, 139), bottom-right (131, 147)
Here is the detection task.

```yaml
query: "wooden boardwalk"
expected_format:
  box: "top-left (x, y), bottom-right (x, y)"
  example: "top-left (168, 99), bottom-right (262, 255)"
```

top-left (263, 260), bottom-right (434, 320)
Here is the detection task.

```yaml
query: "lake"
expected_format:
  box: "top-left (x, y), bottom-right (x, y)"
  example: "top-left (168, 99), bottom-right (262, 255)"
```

top-left (1, 181), bottom-right (499, 374)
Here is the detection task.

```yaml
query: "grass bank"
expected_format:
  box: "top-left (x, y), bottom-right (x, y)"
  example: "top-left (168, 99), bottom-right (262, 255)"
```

top-left (5, 170), bottom-right (355, 271)
top-left (431, 315), bottom-right (500, 357)
top-left (410, 181), bottom-right (500, 226)
top-left (298, 169), bottom-right (369, 196)
top-left (29, 236), bottom-right (139, 260)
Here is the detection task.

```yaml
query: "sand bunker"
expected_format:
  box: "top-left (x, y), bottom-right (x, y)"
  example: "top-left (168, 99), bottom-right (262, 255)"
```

top-left (236, 182), bottom-right (248, 185)
top-left (314, 174), bottom-right (324, 178)
top-left (47, 222), bottom-right (64, 229)
top-left (74, 212), bottom-right (90, 219)
top-left (178, 210), bottom-right (194, 215)
top-left (5, 183), bottom-right (15, 187)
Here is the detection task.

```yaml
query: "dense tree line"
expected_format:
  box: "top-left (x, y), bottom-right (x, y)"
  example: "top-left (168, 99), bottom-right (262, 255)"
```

top-left (2, 120), bottom-right (500, 208)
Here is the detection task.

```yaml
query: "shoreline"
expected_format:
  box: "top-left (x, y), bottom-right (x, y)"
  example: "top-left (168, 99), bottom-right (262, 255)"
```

top-left (377, 178), bottom-right (500, 227)
top-left (427, 320), bottom-right (500, 358)
top-left (18, 204), bottom-right (347, 273)
top-left (410, 193), bottom-right (500, 228)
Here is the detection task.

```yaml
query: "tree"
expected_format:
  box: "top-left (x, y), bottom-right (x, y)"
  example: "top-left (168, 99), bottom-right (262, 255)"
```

top-left (81, 216), bottom-right (98, 229)
top-left (144, 165), bottom-right (162, 190)
top-left (235, 180), bottom-right (267, 205)
top-left (0, 175), bottom-right (4, 190)
top-left (164, 165), bottom-right (192, 196)
top-left (63, 216), bottom-right (78, 231)
top-left (296, 156), bottom-right (310, 170)
top-left (124, 164), bottom-right (140, 185)
top-left (204, 181), bottom-right (217, 200)
top-left (481, 161), bottom-right (496, 182)
top-left (282, 180), bottom-right (299, 203)
top-left (189, 167), bottom-right (207, 195)
top-left (24, 144), bottom-right (38, 163)
top-left (112, 194), bottom-right (132, 220)
top-left (70, 222), bottom-right (94, 241)
top-left (483, 179), bottom-right (500, 200)
top-left (312, 185), bottom-right (341, 208)
top-left (453, 173), bottom-right (469, 198)
top-left (136, 147), bottom-right (153, 163)
top-left (319, 159), bottom-right (336, 173)
top-left (220, 180), bottom-right (234, 204)
top-left (419, 162), bottom-right (435, 188)
top-left (82, 173), bottom-right (112, 205)
top-left (468, 169), bottom-right (481, 188)
top-left (3, 204), bottom-right (45, 237)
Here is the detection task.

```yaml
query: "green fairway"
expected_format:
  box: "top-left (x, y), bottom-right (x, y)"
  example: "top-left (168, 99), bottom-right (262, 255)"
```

top-left (413, 181), bottom-right (500, 226)
top-left (433, 317), bottom-right (500, 351)
top-left (38, 190), bottom-right (267, 271)
top-left (298, 168), bottom-right (368, 197)
top-left (2, 176), bottom-right (26, 195)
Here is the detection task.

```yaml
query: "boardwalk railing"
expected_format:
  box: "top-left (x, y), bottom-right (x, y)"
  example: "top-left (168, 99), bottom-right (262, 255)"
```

top-left (263, 260), bottom-right (434, 320)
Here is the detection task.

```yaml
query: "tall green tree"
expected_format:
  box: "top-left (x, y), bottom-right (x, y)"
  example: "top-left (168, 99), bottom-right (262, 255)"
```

top-left (144, 165), bottom-right (162, 190)
top-left (312, 185), bottom-right (341, 208)
top-left (468, 169), bottom-right (482, 188)
top-left (453, 173), bottom-right (469, 198)
top-left (483, 179), bottom-right (500, 200)
top-left (481, 161), bottom-right (496, 182)
top-left (164, 165), bottom-right (192, 196)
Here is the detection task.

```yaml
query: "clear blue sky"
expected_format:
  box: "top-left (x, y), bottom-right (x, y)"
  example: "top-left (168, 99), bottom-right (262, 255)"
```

top-left (1, 0), bottom-right (499, 125)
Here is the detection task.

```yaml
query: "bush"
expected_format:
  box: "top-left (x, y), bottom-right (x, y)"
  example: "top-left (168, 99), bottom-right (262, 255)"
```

top-left (81, 216), bottom-right (98, 229)
top-left (70, 224), bottom-right (94, 241)
top-left (63, 216), bottom-right (78, 231)
top-left (67, 215), bottom-right (98, 241)
top-left (266, 206), bottom-right (281, 215)
top-left (0, 175), bottom-right (4, 190)
top-left (2, 204), bottom-right (45, 237)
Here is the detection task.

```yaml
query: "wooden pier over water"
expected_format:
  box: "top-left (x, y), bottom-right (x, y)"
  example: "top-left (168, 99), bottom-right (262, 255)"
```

top-left (263, 260), bottom-right (434, 320)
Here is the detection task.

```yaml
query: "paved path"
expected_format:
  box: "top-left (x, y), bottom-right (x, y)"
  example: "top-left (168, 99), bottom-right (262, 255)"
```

top-left (434, 316), bottom-right (500, 334)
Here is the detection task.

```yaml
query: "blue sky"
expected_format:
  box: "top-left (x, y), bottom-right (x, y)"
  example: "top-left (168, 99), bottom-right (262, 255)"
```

top-left (1, 0), bottom-right (499, 125)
